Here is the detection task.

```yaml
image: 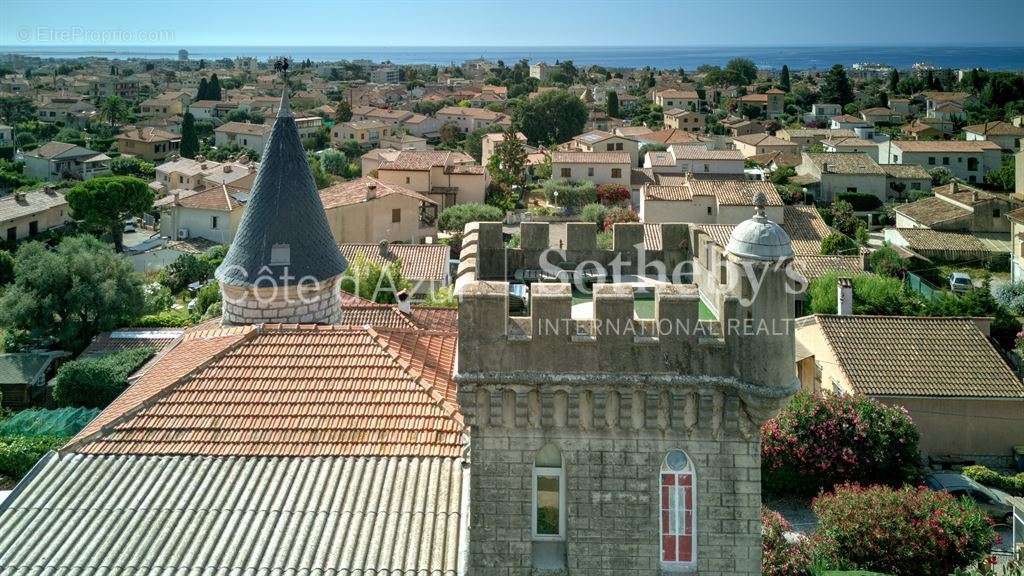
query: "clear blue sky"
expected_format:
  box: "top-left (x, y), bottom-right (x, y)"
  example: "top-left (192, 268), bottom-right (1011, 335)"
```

top-left (2, 0), bottom-right (1023, 47)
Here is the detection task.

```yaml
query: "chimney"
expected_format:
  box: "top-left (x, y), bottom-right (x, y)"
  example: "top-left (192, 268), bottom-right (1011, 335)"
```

top-left (378, 239), bottom-right (389, 257)
top-left (837, 277), bottom-right (853, 316)
top-left (952, 180), bottom-right (959, 194)
top-left (223, 164), bottom-right (232, 173)
top-left (172, 191), bottom-right (181, 206)
top-left (14, 191), bottom-right (26, 203)
top-left (822, 162), bottom-right (830, 174)
top-left (396, 289), bottom-right (412, 315)
top-left (366, 181), bottom-right (377, 200)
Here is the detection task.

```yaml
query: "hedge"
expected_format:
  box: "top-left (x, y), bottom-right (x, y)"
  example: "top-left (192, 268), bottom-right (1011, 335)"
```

top-left (0, 435), bottom-right (68, 479)
top-left (962, 465), bottom-right (1024, 496)
top-left (51, 347), bottom-right (155, 408)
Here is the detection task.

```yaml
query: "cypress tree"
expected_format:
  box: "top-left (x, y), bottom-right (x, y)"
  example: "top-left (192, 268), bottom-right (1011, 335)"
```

top-left (180, 112), bottom-right (199, 158)
top-left (888, 69), bottom-right (900, 94)
top-left (780, 65), bottom-right (791, 92)
top-left (196, 77), bottom-right (208, 100)
top-left (209, 73), bottom-right (222, 101)
top-left (606, 91), bottom-right (619, 118)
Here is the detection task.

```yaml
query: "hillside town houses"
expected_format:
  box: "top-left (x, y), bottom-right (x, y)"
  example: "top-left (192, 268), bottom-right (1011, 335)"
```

top-left (0, 44), bottom-right (1023, 576)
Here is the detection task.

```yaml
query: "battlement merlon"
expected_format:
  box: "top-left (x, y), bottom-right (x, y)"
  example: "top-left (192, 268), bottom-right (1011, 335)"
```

top-left (455, 220), bottom-right (797, 393)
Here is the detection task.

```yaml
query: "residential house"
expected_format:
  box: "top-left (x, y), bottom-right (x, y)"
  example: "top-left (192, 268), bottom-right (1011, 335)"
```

top-left (883, 227), bottom-right (1004, 262)
top-left (736, 88), bottom-right (784, 118)
top-left (139, 91), bottom-right (192, 117)
top-left (829, 114), bottom-right (871, 130)
top-left (887, 97), bottom-right (911, 117)
top-left (0, 186), bottom-right (71, 242)
top-left (23, 141), bottom-right (110, 182)
top-left (187, 99), bottom-right (237, 120)
top-left (402, 113), bottom-right (439, 137)
top-left (214, 122), bottom-right (272, 153)
top-left (894, 181), bottom-right (1010, 233)
top-left (153, 156), bottom-right (258, 192)
top-left (652, 89), bottom-right (699, 110)
top-left (821, 136), bottom-right (879, 162)
top-left (481, 131), bottom-right (530, 167)
top-left (880, 164), bottom-right (933, 199)
top-left (331, 119), bottom-right (395, 149)
top-left (89, 75), bottom-right (139, 100)
top-left (293, 115), bottom-right (324, 142)
top-left (795, 152), bottom-right (886, 202)
top-left (963, 121), bottom-right (1024, 153)
top-left (115, 126), bottom-right (181, 162)
top-left (375, 150), bottom-right (487, 207)
top-left (338, 241), bottom-right (451, 295)
top-left (885, 140), bottom-right (1003, 184)
top-left (530, 62), bottom-right (554, 81)
top-left (435, 106), bottom-right (510, 134)
top-left (640, 175), bottom-right (784, 224)
top-left (379, 132), bottom-right (429, 151)
top-left (731, 133), bottom-right (800, 162)
top-left (721, 117), bottom-right (765, 137)
top-left (663, 108), bottom-right (706, 132)
top-left (900, 119), bottom-right (943, 140)
top-left (36, 93), bottom-right (97, 127)
top-left (155, 183), bottom-right (248, 244)
top-left (551, 151), bottom-right (631, 187)
top-left (776, 128), bottom-right (855, 150)
top-left (566, 130), bottom-right (641, 167)
top-left (803, 103), bottom-right (843, 125)
top-left (319, 176), bottom-right (439, 245)
top-left (859, 107), bottom-right (899, 125)
top-left (796, 314), bottom-right (1024, 464)
top-left (643, 144), bottom-right (745, 176)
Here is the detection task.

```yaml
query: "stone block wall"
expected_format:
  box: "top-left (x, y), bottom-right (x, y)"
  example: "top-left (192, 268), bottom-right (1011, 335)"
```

top-left (462, 384), bottom-right (763, 576)
top-left (221, 277), bottom-right (342, 325)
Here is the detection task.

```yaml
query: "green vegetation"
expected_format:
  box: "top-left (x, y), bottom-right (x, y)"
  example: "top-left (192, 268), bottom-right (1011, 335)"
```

top-left (423, 286), bottom-right (458, 308)
top-left (819, 232), bottom-right (858, 256)
top-left (511, 89), bottom-right (588, 146)
top-left (0, 407), bottom-right (101, 437)
top-left (0, 236), bottom-right (144, 353)
top-left (542, 179), bottom-right (596, 209)
top-left (66, 176), bottom-right (154, 252)
top-left (962, 465), bottom-right (1024, 496)
top-left (339, 252), bottom-right (411, 304)
top-left (52, 347), bottom-right (155, 408)
top-left (0, 435), bottom-right (67, 479)
top-left (180, 112), bottom-right (200, 158)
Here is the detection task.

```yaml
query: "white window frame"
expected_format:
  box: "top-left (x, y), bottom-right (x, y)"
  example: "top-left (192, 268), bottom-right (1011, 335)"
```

top-left (659, 450), bottom-right (697, 570)
top-left (532, 466), bottom-right (566, 541)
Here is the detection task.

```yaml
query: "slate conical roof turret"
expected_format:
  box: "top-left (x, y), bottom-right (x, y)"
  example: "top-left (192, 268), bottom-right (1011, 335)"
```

top-left (216, 91), bottom-right (347, 287)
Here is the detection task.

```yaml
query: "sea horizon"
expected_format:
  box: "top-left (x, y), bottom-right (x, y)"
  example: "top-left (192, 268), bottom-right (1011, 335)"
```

top-left (4, 44), bottom-right (1024, 71)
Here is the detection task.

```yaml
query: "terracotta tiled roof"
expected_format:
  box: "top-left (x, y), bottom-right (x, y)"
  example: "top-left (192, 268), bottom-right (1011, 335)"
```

top-left (897, 228), bottom-right (996, 253)
top-left (644, 128), bottom-right (703, 145)
top-left (667, 144), bottom-right (744, 161)
top-left (68, 325), bottom-right (462, 457)
top-left (805, 152), bottom-right (885, 175)
top-left (733, 134), bottom-right (797, 147)
top-left (783, 205), bottom-right (831, 255)
top-left (815, 315), bottom-right (1023, 398)
top-left (894, 196), bottom-right (970, 226)
top-left (792, 255), bottom-right (864, 280)
top-left (338, 242), bottom-right (451, 282)
top-left (81, 328), bottom-right (185, 358)
top-left (963, 121), bottom-right (1024, 137)
top-left (881, 164), bottom-right (931, 180)
top-left (215, 121), bottom-right (271, 136)
top-left (175, 184), bottom-right (245, 211)
top-left (377, 150), bottom-right (475, 171)
top-left (117, 126), bottom-right (179, 143)
top-left (318, 176), bottom-right (435, 209)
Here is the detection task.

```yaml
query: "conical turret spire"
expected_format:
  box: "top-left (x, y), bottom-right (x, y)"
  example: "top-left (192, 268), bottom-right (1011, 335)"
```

top-left (216, 89), bottom-right (346, 289)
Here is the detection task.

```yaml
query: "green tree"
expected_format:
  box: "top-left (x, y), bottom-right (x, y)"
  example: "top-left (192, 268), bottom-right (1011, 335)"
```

top-left (464, 124), bottom-right (503, 162)
top-left (779, 64), bottom-right (791, 92)
top-left (110, 156), bottom-right (155, 180)
top-left (868, 245), bottom-right (905, 277)
top-left (334, 101), bottom-right (352, 122)
top-left (606, 90), bottom-right (619, 117)
top-left (0, 250), bottom-right (13, 286)
top-left (423, 285), bottom-right (458, 308)
top-left (984, 155), bottom-right (1015, 191)
top-left (52, 347), bottom-right (155, 408)
top-left (888, 68), bottom-right (900, 94)
top-left (0, 236), bottom-right (145, 353)
top-left (820, 232), bottom-right (858, 255)
top-left (196, 77), bottom-right (208, 100)
top-left (511, 89), bottom-right (588, 146)
top-left (66, 176), bottom-right (154, 252)
top-left (830, 199), bottom-right (860, 236)
top-left (438, 203), bottom-right (504, 233)
top-left (807, 272), bottom-right (921, 316)
top-left (180, 112), bottom-right (199, 158)
top-left (0, 96), bottom-right (36, 124)
top-left (724, 58), bottom-right (758, 85)
top-left (98, 96), bottom-right (128, 127)
top-left (320, 149), bottom-right (347, 176)
top-left (339, 252), bottom-right (411, 304)
top-left (307, 152), bottom-right (331, 188)
top-left (487, 126), bottom-right (529, 195)
top-left (208, 73), bottom-right (222, 100)
top-left (439, 122), bottom-right (461, 147)
top-left (159, 253), bottom-right (214, 294)
top-left (819, 64), bottom-right (855, 107)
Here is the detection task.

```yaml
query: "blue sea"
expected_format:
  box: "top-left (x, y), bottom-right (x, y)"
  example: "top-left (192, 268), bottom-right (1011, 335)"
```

top-left (4, 45), bottom-right (1024, 71)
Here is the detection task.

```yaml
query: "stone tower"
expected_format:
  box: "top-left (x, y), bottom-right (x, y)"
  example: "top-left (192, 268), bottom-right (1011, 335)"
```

top-left (454, 209), bottom-right (798, 575)
top-left (216, 92), bottom-right (347, 325)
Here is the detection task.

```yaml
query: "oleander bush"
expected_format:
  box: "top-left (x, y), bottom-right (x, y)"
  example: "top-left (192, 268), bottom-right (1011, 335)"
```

top-left (596, 184), bottom-right (630, 206)
top-left (762, 392), bottom-right (921, 496)
top-left (812, 484), bottom-right (995, 576)
top-left (762, 508), bottom-right (813, 576)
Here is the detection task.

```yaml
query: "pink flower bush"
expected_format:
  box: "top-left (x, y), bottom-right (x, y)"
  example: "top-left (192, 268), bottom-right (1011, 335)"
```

top-left (762, 392), bottom-right (921, 495)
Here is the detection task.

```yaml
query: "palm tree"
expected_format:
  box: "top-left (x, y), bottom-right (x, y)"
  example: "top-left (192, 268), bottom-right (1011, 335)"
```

top-left (98, 96), bottom-right (127, 128)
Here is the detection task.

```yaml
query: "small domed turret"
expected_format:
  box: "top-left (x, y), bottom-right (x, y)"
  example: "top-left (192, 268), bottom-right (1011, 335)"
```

top-left (725, 191), bottom-right (793, 261)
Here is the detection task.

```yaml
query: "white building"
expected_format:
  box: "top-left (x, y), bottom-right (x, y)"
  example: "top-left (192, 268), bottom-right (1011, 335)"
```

top-left (371, 66), bottom-right (400, 84)
top-left (214, 122), bottom-right (272, 153)
top-left (550, 151), bottom-right (631, 187)
top-left (23, 142), bottom-right (110, 182)
top-left (885, 140), bottom-right (1003, 184)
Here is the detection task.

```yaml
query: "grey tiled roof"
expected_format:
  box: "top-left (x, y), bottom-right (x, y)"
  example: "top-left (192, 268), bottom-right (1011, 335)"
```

top-left (0, 452), bottom-right (466, 575)
top-left (216, 93), bottom-right (347, 287)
